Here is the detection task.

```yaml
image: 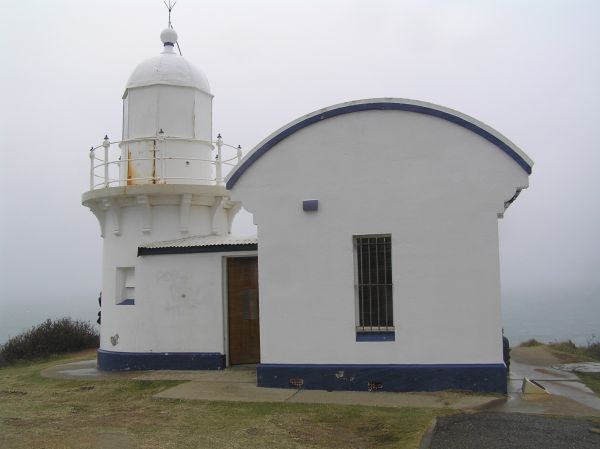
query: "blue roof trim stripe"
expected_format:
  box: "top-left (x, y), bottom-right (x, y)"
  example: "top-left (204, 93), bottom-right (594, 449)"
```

top-left (226, 102), bottom-right (532, 189)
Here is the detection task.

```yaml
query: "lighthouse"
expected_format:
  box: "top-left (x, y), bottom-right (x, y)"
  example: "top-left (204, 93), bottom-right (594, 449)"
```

top-left (82, 26), bottom-right (250, 371)
top-left (82, 10), bottom-right (531, 394)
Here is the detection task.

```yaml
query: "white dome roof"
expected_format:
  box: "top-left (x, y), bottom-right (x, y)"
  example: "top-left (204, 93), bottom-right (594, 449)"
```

top-left (125, 28), bottom-right (211, 94)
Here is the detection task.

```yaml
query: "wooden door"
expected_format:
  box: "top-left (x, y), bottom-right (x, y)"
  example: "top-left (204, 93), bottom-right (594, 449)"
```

top-left (227, 257), bottom-right (260, 364)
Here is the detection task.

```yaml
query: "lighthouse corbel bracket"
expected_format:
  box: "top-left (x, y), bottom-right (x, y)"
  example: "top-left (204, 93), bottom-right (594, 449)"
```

top-left (223, 199), bottom-right (242, 234)
top-left (101, 198), bottom-right (121, 236)
top-left (179, 193), bottom-right (192, 233)
top-left (136, 195), bottom-right (152, 233)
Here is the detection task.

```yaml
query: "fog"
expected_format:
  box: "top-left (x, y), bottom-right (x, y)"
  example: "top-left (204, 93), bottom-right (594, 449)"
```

top-left (1, 0), bottom-right (599, 343)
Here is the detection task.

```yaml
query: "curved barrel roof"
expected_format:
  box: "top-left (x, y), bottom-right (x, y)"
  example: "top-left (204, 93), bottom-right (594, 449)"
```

top-left (226, 98), bottom-right (533, 190)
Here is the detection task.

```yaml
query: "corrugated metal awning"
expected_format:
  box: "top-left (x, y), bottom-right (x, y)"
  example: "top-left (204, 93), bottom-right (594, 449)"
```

top-left (138, 234), bottom-right (258, 256)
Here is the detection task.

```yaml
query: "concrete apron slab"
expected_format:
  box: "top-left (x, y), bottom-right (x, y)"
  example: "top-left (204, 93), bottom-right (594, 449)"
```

top-left (41, 359), bottom-right (139, 381)
top-left (41, 359), bottom-right (500, 410)
top-left (153, 380), bottom-right (501, 410)
top-left (40, 353), bottom-right (600, 415)
top-left (485, 347), bottom-right (600, 417)
top-left (41, 359), bottom-right (256, 383)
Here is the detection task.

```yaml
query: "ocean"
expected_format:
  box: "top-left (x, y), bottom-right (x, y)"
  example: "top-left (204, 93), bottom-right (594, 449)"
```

top-left (502, 284), bottom-right (600, 347)
top-left (1, 286), bottom-right (598, 347)
top-left (0, 296), bottom-right (99, 346)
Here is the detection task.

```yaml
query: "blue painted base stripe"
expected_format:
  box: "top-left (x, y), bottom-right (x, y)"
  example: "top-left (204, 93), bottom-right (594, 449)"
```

top-left (97, 349), bottom-right (224, 371)
top-left (356, 332), bottom-right (395, 342)
top-left (257, 363), bottom-right (507, 394)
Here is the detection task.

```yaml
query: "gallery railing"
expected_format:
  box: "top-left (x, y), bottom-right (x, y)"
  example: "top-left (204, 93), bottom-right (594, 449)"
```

top-left (88, 134), bottom-right (242, 190)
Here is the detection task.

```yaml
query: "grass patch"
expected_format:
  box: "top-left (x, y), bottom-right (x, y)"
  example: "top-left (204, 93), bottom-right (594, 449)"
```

top-left (547, 339), bottom-right (600, 363)
top-left (0, 351), bottom-right (451, 448)
top-left (577, 373), bottom-right (600, 396)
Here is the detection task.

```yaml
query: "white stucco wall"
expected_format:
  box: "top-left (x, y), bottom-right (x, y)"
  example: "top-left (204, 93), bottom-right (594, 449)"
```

top-left (82, 185), bottom-right (240, 353)
top-left (230, 107), bottom-right (529, 366)
top-left (98, 251), bottom-right (255, 354)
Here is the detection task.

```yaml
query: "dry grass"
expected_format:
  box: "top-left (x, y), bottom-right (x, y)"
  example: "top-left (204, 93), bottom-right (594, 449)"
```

top-left (547, 341), bottom-right (600, 363)
top-left (518, 341), bottom-right (600, 396)
top-left (577, 373), bottom-right (600, 396)
top-left (0, 351), bottom-right (449, 449)
top-left (518, 338), bottom-right (600, 363)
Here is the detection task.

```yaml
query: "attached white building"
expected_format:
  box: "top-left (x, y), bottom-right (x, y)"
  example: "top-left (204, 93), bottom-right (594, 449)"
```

top-left (83, 27), bottom-right (532, 394)
top-left (226, 99), bottom-right (532, 393)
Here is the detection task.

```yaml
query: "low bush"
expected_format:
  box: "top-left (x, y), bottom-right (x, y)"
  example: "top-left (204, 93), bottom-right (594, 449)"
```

top-left (0, 317), bottom-right (99, 366)
top-left (586, 341), bottom-right (600, 360)
top-left (548, 340), bottom-right (577, 353)
top-left (519, 338), bottom-right (542, 347)
top-left (545, 336), bottom-right (600, 362)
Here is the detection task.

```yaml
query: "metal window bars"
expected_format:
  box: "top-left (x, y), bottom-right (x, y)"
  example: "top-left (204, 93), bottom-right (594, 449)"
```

top-left (355, 235), bottom-right (393, 331)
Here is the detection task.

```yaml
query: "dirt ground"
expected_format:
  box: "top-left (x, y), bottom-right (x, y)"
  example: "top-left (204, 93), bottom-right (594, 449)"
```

top-left (510, 345), bottom-right (561, 366)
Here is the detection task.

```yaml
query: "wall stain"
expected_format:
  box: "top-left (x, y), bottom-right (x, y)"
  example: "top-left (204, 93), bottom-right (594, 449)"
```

top-left (157, 272), bottom-right (199, 311)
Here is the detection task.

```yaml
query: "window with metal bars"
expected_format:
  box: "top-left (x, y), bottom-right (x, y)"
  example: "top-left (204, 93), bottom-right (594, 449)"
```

top-left (354, 235), bottom-right (393, 331)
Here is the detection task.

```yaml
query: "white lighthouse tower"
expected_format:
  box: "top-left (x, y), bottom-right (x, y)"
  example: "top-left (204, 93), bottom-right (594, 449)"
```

top-left (82, 25), bottom-right (246, 370)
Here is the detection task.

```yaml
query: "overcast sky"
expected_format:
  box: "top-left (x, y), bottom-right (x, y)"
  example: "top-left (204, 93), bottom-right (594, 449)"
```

top-left (1, 0), bottom-right (599, 340)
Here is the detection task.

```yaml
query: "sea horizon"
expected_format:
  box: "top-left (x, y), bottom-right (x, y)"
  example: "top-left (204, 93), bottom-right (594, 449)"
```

top-left (1, 284), bottom-right (598, 348)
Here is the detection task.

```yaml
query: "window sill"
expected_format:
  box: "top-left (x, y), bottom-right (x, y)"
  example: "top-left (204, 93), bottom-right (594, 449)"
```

top-left (356, 331), bottom-right (395, 342)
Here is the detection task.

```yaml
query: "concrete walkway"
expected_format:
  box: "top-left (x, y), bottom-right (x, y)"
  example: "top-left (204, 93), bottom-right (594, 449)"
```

top-left (41, 360), bottom-right (501, 411)
top-left (41, 347), bottom-right (600, 416)
top-left (152, 376), bottom-right (500, 410)
top-left (486, 346), bottom-right (600, 417)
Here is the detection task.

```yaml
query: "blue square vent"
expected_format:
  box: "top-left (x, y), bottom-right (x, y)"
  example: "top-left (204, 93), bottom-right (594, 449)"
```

top-left (303, 199), bottom-right (319, 211)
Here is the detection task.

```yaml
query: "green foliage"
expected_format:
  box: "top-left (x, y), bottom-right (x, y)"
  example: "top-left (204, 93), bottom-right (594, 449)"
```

top-left (577, 372), bottom-right (600, 396)
top-left (0, 318), bottom-right (99, 366)
top-left (517, 336), bottom-right (600, 362)
top-left (546, 335), bottom-right (600, 362)
top-left (519, 338), bottom-right (542, 347)
top-left (584, 335), bottom-right (600, 360)
top-left (548, 340), bottom-right (577, 353)
top-left (586, 342), bottom-right (600, 359)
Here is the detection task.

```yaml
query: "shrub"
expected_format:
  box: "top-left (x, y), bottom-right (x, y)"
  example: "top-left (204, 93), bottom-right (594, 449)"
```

top-left (548, 340), bottom-right (577, 353)
top-left (519, 338), bottom-right (542, 347)
top-left (584, 335), bottom-right (600, 360)
top-left (545, 337), bottom-right (600, 362)
top-left (0, 317), bottom-right (99, 366)
top-left (586, 342), bottom-right (600, 360)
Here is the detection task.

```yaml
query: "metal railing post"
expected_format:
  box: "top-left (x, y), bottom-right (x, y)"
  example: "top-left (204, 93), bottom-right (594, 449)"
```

top-left (158, 129), bottom-right (166, 184)
top-left (89, 147), bottom-right (95, 190)
top-left (216, 133), bottom-right (223, 185)
top-left (102, 135), bottom-right (110, 187)
top-left (87, 135), bottom-right (244, 188)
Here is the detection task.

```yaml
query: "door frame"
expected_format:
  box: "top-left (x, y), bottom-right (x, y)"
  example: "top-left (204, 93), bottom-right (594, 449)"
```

top-left (221, 254), bottom-right (259, 367)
